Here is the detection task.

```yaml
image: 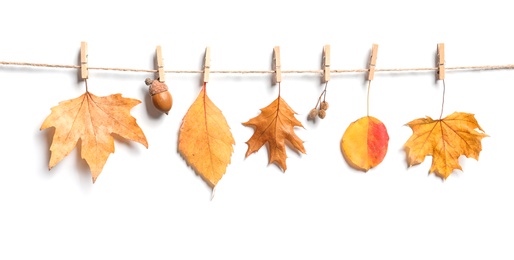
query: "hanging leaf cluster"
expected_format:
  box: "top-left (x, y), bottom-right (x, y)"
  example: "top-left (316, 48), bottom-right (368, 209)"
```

top-left (40, 87), bottom-right (489, 186)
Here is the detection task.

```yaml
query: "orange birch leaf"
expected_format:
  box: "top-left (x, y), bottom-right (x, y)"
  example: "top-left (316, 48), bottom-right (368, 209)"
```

top-left (404, 112), bottom-right (488, 179)
top-left (40, 91), bottom-right (148, 183)
top-left (178, 84), bottom-right (235, 188)
top-left (242, 96), bottom-right (306, 171)
top-left (341, 116), bottom-right (389, 171)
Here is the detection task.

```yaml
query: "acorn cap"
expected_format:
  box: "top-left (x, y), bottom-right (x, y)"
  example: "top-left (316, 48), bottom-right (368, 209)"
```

top-left (147, 79), bottom-right (169, 96)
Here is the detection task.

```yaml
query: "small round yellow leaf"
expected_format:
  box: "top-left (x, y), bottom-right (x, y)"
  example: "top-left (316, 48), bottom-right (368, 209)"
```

top-left (341, 116), bottom-right (389, 171)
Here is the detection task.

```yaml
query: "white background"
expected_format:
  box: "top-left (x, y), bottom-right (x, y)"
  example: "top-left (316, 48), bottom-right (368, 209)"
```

top-left (1, 1), bottom-right (513, 259)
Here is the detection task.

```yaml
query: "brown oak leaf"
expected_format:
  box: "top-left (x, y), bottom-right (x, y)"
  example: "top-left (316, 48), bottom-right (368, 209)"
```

top-left (40, 91), bottom-right (148, 182)
top-left (404, 111), bottom-right (488, 179)
top-left (178, 83), bottom-right (235, 188)
top-left (243, 96), bottom-right (306, 171)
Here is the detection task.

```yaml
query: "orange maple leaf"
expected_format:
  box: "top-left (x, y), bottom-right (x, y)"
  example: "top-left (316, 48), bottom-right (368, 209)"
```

top-left (40, 91), bottom-right (148, 182)
top-left (341, 116), bottom-right (389, 171)
top-left (242, 96), bottom-right (306, 171)
top-left (404, 112), bottom-right (488, 179)
top-left (178, 83), bottom-right (235, 188)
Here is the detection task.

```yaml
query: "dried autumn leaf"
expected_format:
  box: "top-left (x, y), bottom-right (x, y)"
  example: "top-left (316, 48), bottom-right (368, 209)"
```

top-left (40, 91), bottom-right (148, 182)
top-left (178, 84), bottom-right (235, 188)
top-left (404, 111), bottom-right (488, 179)
top-left (243, 96), bottom-right (306, 171)
top-left (341, 116), bottom-right (389, 171)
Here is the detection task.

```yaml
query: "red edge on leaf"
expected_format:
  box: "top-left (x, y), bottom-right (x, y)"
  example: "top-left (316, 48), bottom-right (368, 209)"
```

top-left (367, 118), bottom-right (389, 166)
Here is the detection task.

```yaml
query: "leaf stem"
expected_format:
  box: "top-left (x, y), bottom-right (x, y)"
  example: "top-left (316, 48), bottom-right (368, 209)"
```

top-left (439, 79), bottom-right (446, 119)
top-left (366, 80), bottom-right (371, 117)
top-left (313, 82), bottom-right (328, 109)
top-left (323, 82), bottom-right (328, 102)
top-left (85, 79), bottom-right (89, 92)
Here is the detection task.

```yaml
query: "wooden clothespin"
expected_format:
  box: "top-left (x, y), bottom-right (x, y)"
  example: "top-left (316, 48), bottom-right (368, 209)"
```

top-left (367, 44), bottom-right (378, 80)
top-left (80, 41), bottom-right (88, 79)
top-left (156, 46), bottom-right (165, 82)
top-left (437, 43), bottom-right (445, 80)
top-left (203, 47), bottom-right (211, 84)
top-left (272, 46), bottom-right (281, 85)
top-left (322, 44), bottom-right (330, 83)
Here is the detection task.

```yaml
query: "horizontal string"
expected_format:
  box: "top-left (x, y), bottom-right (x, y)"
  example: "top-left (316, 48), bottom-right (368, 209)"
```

top-left (2, 61), bottom-right (514, 74)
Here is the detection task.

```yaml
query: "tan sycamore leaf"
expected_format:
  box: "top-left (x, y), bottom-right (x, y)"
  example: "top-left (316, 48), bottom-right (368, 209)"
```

top-left (243, 96), bottom-right (306, 171)
top-left (40, 91), bottom-right (148, 182)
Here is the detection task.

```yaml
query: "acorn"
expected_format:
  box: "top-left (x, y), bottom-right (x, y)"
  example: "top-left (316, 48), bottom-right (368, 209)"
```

top-left (145, 78), bottom-right (172, 115)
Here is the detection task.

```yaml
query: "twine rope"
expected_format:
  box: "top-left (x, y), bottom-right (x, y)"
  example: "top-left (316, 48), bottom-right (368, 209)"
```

top-left (1, 61), bottom-right (514, 74)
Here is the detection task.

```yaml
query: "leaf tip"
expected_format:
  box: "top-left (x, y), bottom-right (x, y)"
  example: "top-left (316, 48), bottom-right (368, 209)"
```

top-left (270, 160), bottom-right (287, 172)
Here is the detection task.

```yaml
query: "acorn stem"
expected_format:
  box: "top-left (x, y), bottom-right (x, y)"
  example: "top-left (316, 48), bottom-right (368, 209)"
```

top-left (145, 78), bottom-right (153, 86)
